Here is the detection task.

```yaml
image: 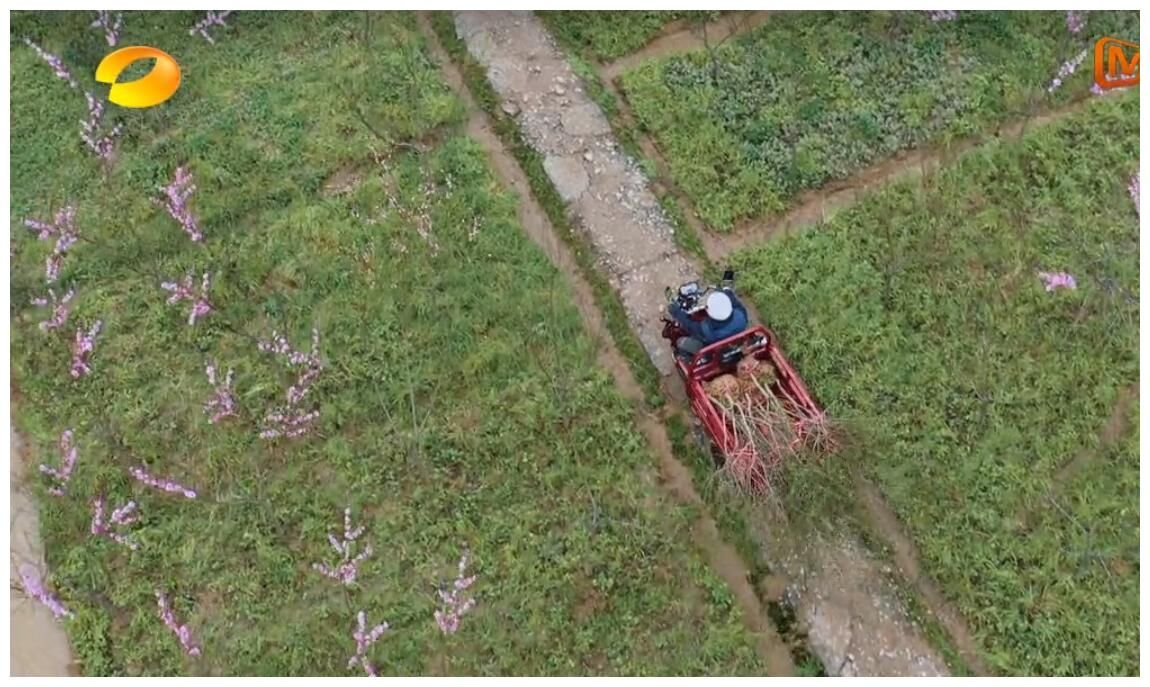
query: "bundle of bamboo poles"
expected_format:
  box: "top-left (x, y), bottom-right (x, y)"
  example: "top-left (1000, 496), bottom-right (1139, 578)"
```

top-left (703, 356), bottom-right (834, 495)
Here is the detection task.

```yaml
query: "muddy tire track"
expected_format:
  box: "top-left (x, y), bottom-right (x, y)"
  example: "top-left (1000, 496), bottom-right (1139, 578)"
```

top-left (1013, 384), bottom-right (1138, 533)
top-left (438, 10), bottom-right (951, 676)
top-left (599, 11), bottom-right (772, 82)
top-left (419, 13), bottom-right (795, 675)
top-left (856, 480), bottom-right (990, 675)
top-left (699, 96), bottom-right (1098, 260)
top-left (1053, 384), bottom-right (1138, 485)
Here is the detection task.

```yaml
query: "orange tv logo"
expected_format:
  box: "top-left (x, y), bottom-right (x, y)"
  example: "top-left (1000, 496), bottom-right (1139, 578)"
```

top-left (95, 46), bottom-right (181, 108)
top-left (1094, 37), bottom-right (1139, 90)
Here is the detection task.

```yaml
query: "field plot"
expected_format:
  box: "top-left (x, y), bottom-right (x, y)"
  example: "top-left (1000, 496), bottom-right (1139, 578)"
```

top-left (620, 10), bottom-right (1140, 230)
top-left (538, 11), bottom-right (716, 62)
top-left (11, 11), bottom-right (764, 675)
top-left (733, 93), bottom-right (1139, 675)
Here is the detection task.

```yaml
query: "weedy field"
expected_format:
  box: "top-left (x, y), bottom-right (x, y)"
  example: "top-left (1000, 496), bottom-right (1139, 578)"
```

top-left (538, 11), bottom-right (716, 62)
top-left (619, 10), bottom-right (1140, 230)
top-left (734, 93), bottom-right (1139, 676)
top-left (10, 11), bottom-right (765, 675)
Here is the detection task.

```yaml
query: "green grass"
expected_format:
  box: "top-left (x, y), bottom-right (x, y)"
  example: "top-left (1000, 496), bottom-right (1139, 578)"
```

top-left (620, 10), bottom-right (1140, 230)
top-left (538, 11), bottom-right (717, 62)
top-left (11, 11), bottom-right (766, 675)
top-left (733, 92), bottom-right (1139, 675)
top-left (428, 12), bottom-right (665, 404)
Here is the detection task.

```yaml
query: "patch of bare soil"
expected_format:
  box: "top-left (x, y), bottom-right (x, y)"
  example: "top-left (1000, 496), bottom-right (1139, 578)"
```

top-left (600, 11), bottom-right (772, 82)
top-left (321, 165), bottom-right (365, 197)
top-left (10, 428), bottom-right (78, 676)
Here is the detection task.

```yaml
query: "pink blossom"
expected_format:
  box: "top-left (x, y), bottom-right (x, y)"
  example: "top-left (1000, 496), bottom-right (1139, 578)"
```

top-left (25, 205), bottom-right (79, 251)
top-left (348, 610), bottom-right (388, 677)
top-left (190, 11), bottom-right (233, 44)
top-left (258, 329), bottom-right (324, 439)
top-left (31, 287), bottom-right (76, 332)
top-left (70, 320), bottom-right (102, 378)
top-left (155, 590), bottom-right (202, 657)
top-left (258, 328), bottom-right (322, 369)
top-left (25, 206), bottom-right (79, 283)
top-left (160, 271), bottom-right (213, 325)
top-left (1129, 173), bottom-right (1139, 217)
top-left (25, 205), bottom-right (75, 242)
top-left (130, 465), bottom-right (197, 499)
top-left (17, 564), bottom-right (72, 619)
top-left (1038, 271), bottom-right (1078, 292)
top-left (89, 497), bottom-right (105, 537)
top-left (259, 409), bottom-right (321, 440)
top-left (1066, 10), bottom-right (1085, 35)
top-left (39, 429), bottom-right (78, 496)
top-left (80, 92), bottom-right (123, 162)
top-left (90, 495), bottom-right (139, 549)
top-left (313, 507), bottom-right (373, 585)
top-left (926, 10), bottom-right (957, 22)
top-left (44, 254), bottom-right (62, 282)
top-left (23, 38), bottom-right (77, 89)
top-left (110, 501), bottom-right (139, 526)
top-left (204, 362), bottom-right (237, 423)
top-left (90, 10), bottom-right (123, 46)
top-left (434, 548), bottom-right (477, 635)
top-left (155, 166), bottom-right (203, 242)
top-left (1048, 49), bottom-right (1089, 93)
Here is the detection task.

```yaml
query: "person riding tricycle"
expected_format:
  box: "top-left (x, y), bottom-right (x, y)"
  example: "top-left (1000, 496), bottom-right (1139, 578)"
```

top-left (665, 269), bottom-right (749, 359)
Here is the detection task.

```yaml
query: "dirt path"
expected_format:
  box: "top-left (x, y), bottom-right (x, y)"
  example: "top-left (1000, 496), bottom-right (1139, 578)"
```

top-left (10, 428), bottom-right (77, 676)
top-left (760, 517), bottom-right (948, 677)
top-left (446, 10), bottom-right (949, 677)
top-left (454, 11), bottom-right (701, 379)
top-left (599, 11), bottom-right (772, 82)
top-left (596, 76), bottom-right (727, 262)
top-left (419, 14), bottom-right (794, 675)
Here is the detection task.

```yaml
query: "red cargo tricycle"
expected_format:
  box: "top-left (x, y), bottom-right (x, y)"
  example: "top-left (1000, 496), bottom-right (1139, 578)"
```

top-left (661, 274), bottom-right (830, 492)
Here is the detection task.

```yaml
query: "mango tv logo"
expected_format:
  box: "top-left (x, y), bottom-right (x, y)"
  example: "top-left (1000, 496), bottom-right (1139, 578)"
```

top-left (95, 46), bottom-right (181, 108)
top-left (1094, 37), bottom-right (1139, 90)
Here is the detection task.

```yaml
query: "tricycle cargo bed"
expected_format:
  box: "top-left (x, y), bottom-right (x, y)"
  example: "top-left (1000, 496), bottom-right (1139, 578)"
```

top-left (679, 325), bottom-right (822, 418)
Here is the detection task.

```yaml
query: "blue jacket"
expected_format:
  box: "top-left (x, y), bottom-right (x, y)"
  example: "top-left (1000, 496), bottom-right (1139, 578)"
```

top-left (668, 288), bottom-right (749, 345)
